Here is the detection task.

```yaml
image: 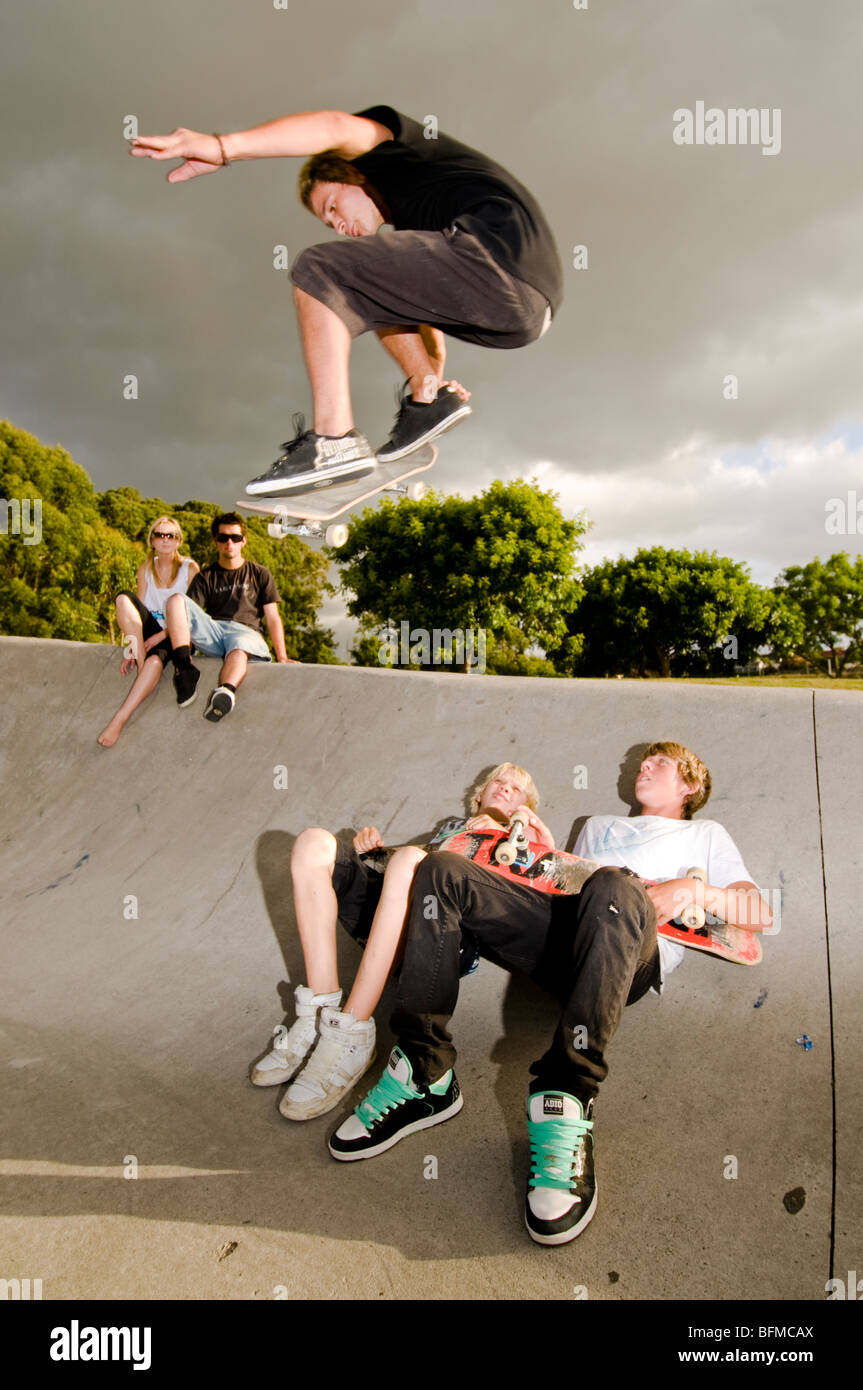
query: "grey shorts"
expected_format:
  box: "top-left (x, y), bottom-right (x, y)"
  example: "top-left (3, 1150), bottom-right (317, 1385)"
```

top-left (291, 225), bottom-right (551, 348)
top-left (181, 597), bottom-right (271, 662)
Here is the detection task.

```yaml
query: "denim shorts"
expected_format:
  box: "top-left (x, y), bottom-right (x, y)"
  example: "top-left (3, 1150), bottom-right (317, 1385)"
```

top-left (182, 598), bottom-right (271, 661)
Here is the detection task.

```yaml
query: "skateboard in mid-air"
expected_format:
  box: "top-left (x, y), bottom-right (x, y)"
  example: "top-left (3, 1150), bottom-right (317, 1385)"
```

top-left (237, 444), bottom-right (437, 548)
top-left (436, 813), bottom-right (762, 966)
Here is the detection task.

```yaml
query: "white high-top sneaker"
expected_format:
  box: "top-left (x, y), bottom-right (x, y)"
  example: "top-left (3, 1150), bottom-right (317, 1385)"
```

top-left (279, 1007), bottom-right (376, 1121)
top-left (249, 985), bottom-right (342, 1087)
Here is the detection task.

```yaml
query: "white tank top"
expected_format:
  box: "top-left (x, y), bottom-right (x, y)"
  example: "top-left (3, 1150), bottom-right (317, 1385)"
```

top-left (142, 557), bottom-right (193, 625)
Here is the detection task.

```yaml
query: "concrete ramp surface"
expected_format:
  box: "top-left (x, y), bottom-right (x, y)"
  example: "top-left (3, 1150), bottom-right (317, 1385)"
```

top-left (0, 636), bottom-right (859, 1301)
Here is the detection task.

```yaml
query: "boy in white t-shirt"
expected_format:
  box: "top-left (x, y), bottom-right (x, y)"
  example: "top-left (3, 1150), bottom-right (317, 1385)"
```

top-left (329, 741), bottom-right (773, 1250)
top-left (574, 743), bottom-right (765, 990)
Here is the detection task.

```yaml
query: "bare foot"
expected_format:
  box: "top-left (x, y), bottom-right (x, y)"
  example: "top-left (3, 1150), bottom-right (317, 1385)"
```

top-left (97, 720), bottom-right (124, 748)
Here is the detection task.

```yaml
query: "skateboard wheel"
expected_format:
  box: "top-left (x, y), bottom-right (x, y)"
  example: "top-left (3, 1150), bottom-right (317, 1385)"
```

top-left (324, 523), bottom-right (349, 548)
top-left (682, 867), bottom-right (707, 928)
top-left (267, 522), bottom-right (284, 538)
top-left (495, 843), bottom-right (517, 866)
top-left (406, 480), bottom-right (426, 501)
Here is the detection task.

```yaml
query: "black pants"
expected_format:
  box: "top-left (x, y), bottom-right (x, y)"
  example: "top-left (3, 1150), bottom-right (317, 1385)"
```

top-left (390, 853), bottom-right (659, 1104)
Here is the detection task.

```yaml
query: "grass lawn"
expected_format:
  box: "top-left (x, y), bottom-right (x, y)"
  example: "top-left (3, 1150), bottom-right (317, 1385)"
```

top-left (666, 674), bottom-right (863, 692)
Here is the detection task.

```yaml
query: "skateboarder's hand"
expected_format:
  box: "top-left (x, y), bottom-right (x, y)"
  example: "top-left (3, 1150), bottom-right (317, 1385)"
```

top-left (130, 128), bottom-right (226, 182)
top-left (353, 826), bottom-right (384, 853)
top-left (645, 878), bottom-right (697, 923)
top-left (518, 807), bottom-right (555, 849)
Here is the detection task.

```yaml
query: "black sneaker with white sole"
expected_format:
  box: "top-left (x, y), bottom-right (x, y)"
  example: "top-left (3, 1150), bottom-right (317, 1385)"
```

top-left (376, 383), bottom-right (471, 463)
top-left (525, 1091), bottom-right (597, 1245)
top-left (245, 414), bottom-right (375, 496)
top-left (204, 685), bottom-right (235, 722)
top-left (328, 1046), bottom-right (462, 1161)
top-left (173, 664), bottom-right (200, 708)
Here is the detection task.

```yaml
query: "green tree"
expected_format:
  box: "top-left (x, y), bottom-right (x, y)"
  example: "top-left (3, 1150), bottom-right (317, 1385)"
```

top-left (773, 552), bottom-right (863, 675)
top-left (559, 547), bottom-right (774, 678)
top-left (0, 421), bottom-right (337, 660)
top-left (337, 479), bottom-right (585, 673)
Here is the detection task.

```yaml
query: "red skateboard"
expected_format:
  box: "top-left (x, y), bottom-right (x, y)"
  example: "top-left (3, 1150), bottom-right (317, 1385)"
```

top-left (436, 821), bottom-right (597, 895)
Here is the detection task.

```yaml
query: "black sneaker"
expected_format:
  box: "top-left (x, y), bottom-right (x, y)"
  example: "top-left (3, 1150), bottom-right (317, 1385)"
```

top-left (524, 1091), bottom-right (597, 1245)
top-left (328, 1046), bottom-right (462, 1161)
top-left (245, 413), bottom-right (375, 496)
top-left (203, 685), bottom-right (235, 722)
top-left (173, 664), bottom-right (200, 708)
top-left (376, 383), bottom-right (471, 463)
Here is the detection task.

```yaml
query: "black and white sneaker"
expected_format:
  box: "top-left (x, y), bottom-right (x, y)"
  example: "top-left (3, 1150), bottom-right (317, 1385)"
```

top-left (524, 1091), bottom-right (597, 1245)
top-left (328, 1046), bottom-right (462, 1161)
top-left (173, 664), bottom-right (200, 708)
top-left (203, 685), bottom-right (235, 722)
top-left (376, 383), bottom-right (471, 463)
top-left (245, 414), bottom-right (375, 496)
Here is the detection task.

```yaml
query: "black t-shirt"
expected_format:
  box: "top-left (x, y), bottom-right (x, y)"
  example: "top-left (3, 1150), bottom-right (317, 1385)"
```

top-left (353, 105), bottom-right (563, 316)
top-left (188, 562), bottom-right (279, 634)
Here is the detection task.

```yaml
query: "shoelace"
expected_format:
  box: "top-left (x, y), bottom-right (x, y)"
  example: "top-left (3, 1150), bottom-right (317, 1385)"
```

top-left (392, 380), bottom-right (424, 420)
top-left (270, 412), bottom-right (313, 468)
top-left (355, 1065), bottom-right (418, 1130)
top-left (528, 1115), bottom-right (593, 1191)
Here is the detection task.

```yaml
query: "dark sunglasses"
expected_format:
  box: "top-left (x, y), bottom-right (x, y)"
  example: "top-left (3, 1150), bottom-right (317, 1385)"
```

top-left (152, 531), bottom-right (180, 541)
top-left (216, 533), bottom-right (245, 544)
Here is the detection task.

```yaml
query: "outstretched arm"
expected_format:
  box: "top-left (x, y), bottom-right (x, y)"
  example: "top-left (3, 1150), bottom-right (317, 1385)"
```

top-left (130, 110), bottom-right (393, 183)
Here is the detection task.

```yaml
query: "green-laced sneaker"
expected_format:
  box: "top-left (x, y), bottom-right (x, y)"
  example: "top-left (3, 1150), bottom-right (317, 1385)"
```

top-left (525, 1091), bottom-right (597, 1245)
top-left (328, 1046), bottom-right (462, 1161)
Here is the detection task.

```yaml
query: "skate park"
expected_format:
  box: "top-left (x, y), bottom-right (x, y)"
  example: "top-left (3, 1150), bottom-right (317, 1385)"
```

top-left (0, 634), bottom-right (859, 1302)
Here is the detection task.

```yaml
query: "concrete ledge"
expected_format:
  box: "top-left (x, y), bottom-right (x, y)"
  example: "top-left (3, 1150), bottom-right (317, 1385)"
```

top-left (0, 637), bottom-right (856, 1300)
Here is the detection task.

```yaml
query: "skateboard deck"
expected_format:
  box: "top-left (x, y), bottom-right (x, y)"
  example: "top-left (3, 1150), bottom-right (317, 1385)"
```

top-left (657, 914), bottom-right (761, 965)
top-left (436, 825), bottom-right (598, 895)
top-left (238, 445), bottom-right (437, 547)
top-left (435, 826), bottom-right (762, 966)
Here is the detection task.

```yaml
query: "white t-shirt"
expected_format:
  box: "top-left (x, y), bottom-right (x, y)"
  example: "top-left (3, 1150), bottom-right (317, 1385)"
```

top-left (573, 815), bottom-right (754, 988)
top-left (142, 558), bottom-right (194, 626)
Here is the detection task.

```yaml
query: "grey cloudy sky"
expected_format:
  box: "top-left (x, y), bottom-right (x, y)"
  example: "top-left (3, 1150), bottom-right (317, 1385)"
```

top-left (3, 0), bottom-right (862, 647)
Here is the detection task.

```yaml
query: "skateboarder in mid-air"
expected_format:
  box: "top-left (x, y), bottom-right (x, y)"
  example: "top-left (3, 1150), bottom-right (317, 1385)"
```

top-left (130, 106), bottom-right (562, 494)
